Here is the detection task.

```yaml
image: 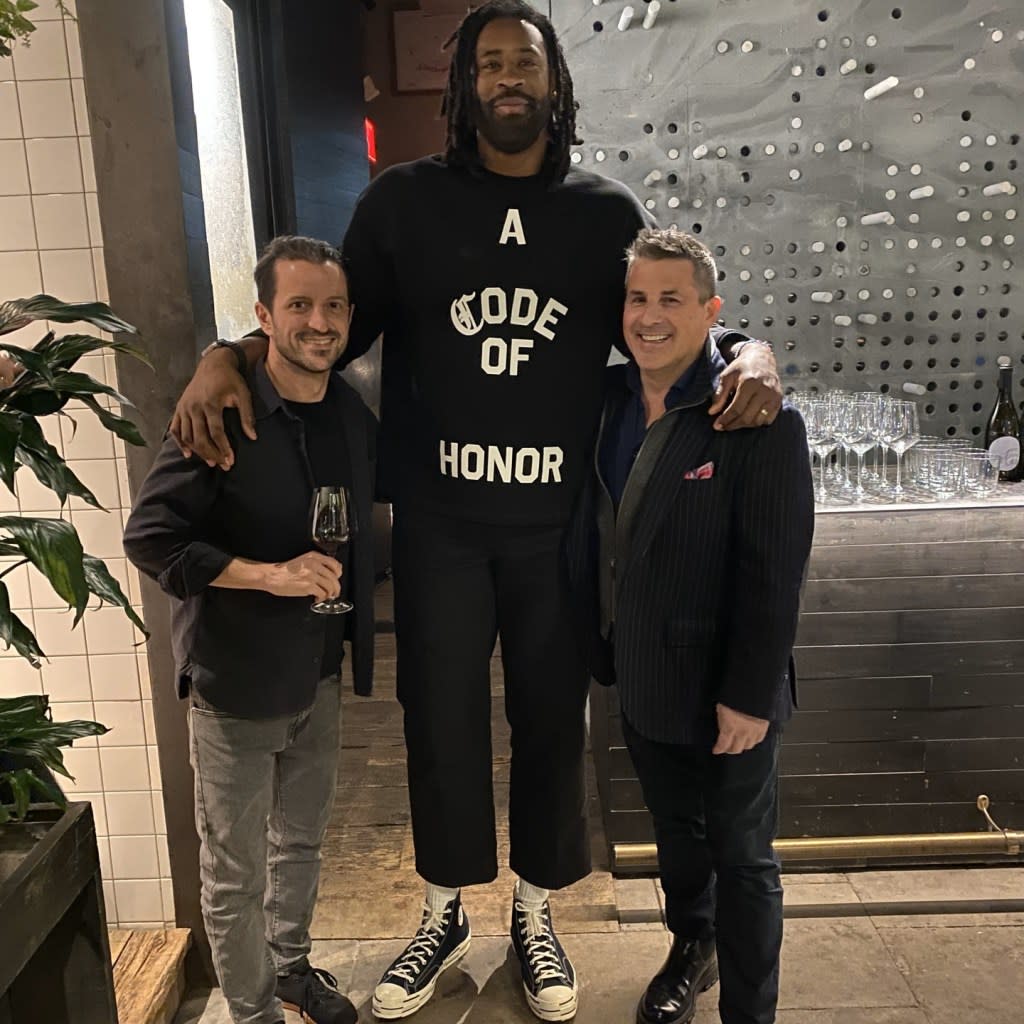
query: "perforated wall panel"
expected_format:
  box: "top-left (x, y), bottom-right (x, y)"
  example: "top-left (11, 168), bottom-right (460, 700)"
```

top-left (554, 0), bottom-right (1023, 438)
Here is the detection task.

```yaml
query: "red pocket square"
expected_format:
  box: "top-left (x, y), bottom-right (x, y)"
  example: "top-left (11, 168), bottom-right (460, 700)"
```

top-left (683, 461), bottom-right (715, 480)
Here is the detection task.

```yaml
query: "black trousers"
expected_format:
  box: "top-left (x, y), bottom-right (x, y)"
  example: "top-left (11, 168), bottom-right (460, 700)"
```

top-left (392, 508), bottom-right (591, 890)
top-left (622, 716), bottom-right (783, 1024)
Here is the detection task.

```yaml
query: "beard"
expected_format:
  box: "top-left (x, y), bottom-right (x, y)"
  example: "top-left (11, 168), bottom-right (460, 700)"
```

top-left (472, 90), bottom-right (552, 155)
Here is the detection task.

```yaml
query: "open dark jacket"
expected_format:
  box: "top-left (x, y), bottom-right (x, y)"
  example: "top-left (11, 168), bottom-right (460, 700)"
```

top-left (564, 338), bottom-right (815, 745)
top-left (123, 360), bottom-right (377, 716)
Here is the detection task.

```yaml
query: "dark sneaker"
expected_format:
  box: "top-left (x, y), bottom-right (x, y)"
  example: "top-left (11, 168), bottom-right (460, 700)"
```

top-left (276, 960), bottom-right (357, 1024)
top-left (372, 893), bottom-right (471, 1019)
top-left (511, 898), bottom-right (578, 1021)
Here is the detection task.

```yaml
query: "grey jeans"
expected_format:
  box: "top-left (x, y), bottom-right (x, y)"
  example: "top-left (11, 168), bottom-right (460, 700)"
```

top-left (188, 676), bottom-right (341, 1024)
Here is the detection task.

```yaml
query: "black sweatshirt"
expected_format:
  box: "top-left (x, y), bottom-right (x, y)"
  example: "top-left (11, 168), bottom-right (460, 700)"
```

top-left (340, 156), bottom-right (655, 527)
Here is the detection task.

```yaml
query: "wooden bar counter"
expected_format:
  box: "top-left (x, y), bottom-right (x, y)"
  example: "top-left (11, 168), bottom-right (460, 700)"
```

top-left (592, 486), bottom-right (1024, 871)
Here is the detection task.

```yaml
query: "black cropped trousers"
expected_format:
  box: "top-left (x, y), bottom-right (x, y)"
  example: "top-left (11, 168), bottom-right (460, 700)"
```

top-left (392, 507), bottom-right (591, 891)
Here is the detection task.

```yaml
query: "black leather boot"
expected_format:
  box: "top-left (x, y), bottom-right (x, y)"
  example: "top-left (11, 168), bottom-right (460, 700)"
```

top-left (636, 935), bottom-right (718, 1024)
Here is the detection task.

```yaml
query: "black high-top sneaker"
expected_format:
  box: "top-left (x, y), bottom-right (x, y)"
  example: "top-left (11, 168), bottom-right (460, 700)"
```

top-left (275, 960), bottom-right (357, 1024)
top-left (511, 897), bottom-right (579, 1021)
top-left (636, 935), bottom-right (718, 1024)
top-left (372, 892), bottom-right (471, 1019)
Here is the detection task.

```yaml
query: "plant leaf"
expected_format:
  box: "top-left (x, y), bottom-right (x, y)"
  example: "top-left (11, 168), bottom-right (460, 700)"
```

top-left (83, 554), bottom-right (148, 636)
top-left (48, 370), bottom-right (134, 407)
top-left (13, 445), bottom-right (100, 509)
top-left (0, 579), bottom-right (11, 648)
top-left (0, 694), bottom-right (50, 724)
top-left (0, 296), bottom-right (136, 337)
top-left (0, 410), bottom-right (18, 492)
top-left (34, 331), bottom-right (152, 372)
top-left (2, 609), bottom-right (45, 666)
top-left (0, 339), bottom-right (56, 382)
top-left (3, 768), bottom-right (32, 820)
top-left (13, 415), bottom-right (101, 508)
top-left (0, 516), bottom-right (89, 620)
top-left (80, 394), bottom-right (146, 447)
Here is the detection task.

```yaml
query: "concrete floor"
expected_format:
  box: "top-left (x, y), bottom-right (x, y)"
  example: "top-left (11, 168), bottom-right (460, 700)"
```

top-left (174, 865), bottom-right (1024, 1024)
top-left (174, 594), bottom-right (1024, 1023)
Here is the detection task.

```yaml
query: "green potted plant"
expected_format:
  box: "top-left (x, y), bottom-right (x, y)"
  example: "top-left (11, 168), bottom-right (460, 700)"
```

top-left (0, 295), bottom-right (149, 1018)
top-left (0, 293), bottom-right (149, 819)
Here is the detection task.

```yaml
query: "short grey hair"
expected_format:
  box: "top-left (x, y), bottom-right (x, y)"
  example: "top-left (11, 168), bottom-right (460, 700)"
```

top-left (625, 227), bottom-right (718, 303)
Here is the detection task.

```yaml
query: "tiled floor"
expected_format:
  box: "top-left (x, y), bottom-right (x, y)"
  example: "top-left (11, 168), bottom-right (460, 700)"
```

top-left (174, 594), bottom-right (1024, 1023)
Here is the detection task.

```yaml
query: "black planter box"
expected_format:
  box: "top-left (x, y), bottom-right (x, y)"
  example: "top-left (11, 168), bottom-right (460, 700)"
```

top-left (0, 802), bottom-right (117, 1023)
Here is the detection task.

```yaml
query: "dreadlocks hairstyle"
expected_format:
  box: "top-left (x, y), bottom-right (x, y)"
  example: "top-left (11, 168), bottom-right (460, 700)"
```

top-left (440, 0), bottom-right (582, 183)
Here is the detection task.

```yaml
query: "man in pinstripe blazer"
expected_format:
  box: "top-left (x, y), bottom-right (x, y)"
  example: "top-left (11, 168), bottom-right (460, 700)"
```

top-left (566, 228), bottom-right (814, 1024)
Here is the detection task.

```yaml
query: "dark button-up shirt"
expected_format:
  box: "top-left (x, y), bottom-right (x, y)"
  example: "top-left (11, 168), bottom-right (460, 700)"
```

top-left (123, 360), bottom-right (377, 718)
top-left (599, 358), bottom-right (700, 507)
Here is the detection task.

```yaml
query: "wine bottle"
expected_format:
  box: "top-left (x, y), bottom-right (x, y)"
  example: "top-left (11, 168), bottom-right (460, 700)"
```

top-left (985, 355), bottom-right (1023, 482)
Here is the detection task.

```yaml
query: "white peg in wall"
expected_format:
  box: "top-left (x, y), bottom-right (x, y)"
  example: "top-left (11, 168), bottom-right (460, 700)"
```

top-left (861, 211), bottom-right (895, 226)
top-left (692, 144), bottom-right (708, 160)
top-left (740, 39), bottom-right (755, 53)
top-left (643, 1), bottom-right (661, 30)
top-left (857, 313), bottom-right (879, 325)
top-left (902, 382), bottom-right (927, 396)
top-left (834, 315), bottom-right (853, 327)
top-left (837, 138), bottom-right (854, 152)
top-left (667, 148), bottom-right (680, 159)
top-left (593, 0), bottom-right (603, 5)
top-left (840, 59), bottom-right (858, 75)
top-left (643, 170), bottom-right (663, 187)
top-left (811, 291), bottom-right (835, 303)
top-left (909, 185), bottom-right (935, 200)
top-left (618, 6), bottom-right (634, 31)
top-left (667, 196), bottom-right (680, 208)
top-left (864, 76), bottom-right (899, 100)
top-left (983, 181), bottom-right (1016, 197)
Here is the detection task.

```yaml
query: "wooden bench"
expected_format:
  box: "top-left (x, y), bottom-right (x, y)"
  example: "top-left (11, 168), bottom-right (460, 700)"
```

top-left (109, 929), bottom-right (191, 1024)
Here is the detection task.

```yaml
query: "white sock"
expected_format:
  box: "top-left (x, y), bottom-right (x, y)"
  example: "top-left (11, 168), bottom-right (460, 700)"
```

top-left (425, 882), bottom-right (459, 915)
top-left (515, 877), bottom-right (550, 911)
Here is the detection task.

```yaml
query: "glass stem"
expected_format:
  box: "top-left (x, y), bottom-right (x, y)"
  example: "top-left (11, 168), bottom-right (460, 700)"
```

top-left (856, 452), bottom-right (866, 495)
top-left (895, 450), bottom-right (903, 492)
top-left (820, 452), bottom-right (828, 499)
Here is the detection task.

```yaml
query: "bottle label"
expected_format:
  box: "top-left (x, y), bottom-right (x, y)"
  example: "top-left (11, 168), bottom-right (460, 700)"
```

top-left (988, 436), bottom-right (1020, 471)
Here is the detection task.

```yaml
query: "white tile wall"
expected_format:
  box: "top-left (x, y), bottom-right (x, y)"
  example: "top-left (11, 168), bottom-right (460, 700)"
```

top-left (0, 14), bottom-right (171, 927)
top-left (0, 139), bottom-right (29, 193)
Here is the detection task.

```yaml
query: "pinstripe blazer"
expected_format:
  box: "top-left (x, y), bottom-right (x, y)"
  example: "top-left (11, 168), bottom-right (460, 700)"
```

top-left (565, 339), bottom-right (815, 745)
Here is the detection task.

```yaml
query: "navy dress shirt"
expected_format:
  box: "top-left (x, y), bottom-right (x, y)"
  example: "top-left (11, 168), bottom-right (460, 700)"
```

top-left (599, 359), bottom-right (701, 507)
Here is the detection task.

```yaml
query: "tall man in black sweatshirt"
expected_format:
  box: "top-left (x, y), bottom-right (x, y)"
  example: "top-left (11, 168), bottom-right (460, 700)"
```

top-left (169, 3), bottom-right (784, 1020)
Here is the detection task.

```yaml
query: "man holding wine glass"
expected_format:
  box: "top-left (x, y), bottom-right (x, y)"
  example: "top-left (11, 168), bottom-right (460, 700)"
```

top-left (124, 236), bottom-right (376, 1024)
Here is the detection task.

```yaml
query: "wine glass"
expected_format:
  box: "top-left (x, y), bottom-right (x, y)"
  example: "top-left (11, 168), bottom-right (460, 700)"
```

top-left (837, 398), bottom-right (877, 500)
top-left (804, 399), bottom-right (838, 504)
top-left (888, 401), bottom-right (921, 499)
top-left (876, 399), bottom-right (920, 499)
top-left (310, 486), bottom-right (353, 614)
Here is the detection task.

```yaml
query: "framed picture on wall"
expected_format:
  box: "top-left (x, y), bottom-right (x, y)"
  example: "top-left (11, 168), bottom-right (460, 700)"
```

top-left (392, 10), bottom-right (462, 93)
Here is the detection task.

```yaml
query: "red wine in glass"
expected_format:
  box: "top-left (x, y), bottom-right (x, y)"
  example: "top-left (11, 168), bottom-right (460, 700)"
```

top-left (310, 487), bottom-right (352, 614)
